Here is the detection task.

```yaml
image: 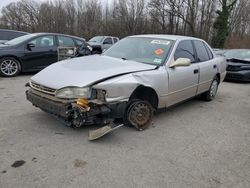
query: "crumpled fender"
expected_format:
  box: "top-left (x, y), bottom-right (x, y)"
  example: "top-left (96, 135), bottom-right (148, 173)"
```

top-left (93, 67), bottom-right (168, 105)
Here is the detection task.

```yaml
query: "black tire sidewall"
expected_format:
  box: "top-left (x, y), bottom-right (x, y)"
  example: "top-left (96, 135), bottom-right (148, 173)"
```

top-left (0, 57), bottom-right (21, 77)
top-left (203, 77), bottom-right (219, 101)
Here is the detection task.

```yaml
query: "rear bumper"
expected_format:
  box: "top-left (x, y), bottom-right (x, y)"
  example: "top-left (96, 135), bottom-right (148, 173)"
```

top-left (26, 89), bottom-right (71, 119)
top-left (225, 71), bottom-right (250, 82)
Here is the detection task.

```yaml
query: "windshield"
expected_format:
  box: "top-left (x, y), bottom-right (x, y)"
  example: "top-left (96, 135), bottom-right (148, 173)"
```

top-left (224, 49), bottom-right (250, 60)
top-left (103, 37), bottom-right (173, 65)
top-left (89, 36), bottom-right (104, 43)
top-left (5, 34), bottom-right (37, 45)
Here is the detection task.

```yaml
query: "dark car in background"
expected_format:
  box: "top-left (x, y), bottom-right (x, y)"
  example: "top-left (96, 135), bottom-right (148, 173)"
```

top-left (88, 36), bottom-right (119, 54)
top-left (223, 49), bottom-right (250, 82)
top-left (0, 33), bottom-right (91, 77)
top-left (0, 29), bottom-right (29, 44)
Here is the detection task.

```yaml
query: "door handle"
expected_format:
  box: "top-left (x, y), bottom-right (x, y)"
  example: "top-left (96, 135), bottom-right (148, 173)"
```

top-left (213, 65), bottom-right (217, 69)
top-left (194, 69), bottom-right (199, 74)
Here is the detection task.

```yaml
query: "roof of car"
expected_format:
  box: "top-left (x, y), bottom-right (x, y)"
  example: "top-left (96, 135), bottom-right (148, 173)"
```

top-left (33, 33), bottom-right (86, 41)
top-left (0, 29), bottom-right (29, 34)
top-left (130, 34), bottom-right (200, 41)
top-left (91, 36), bottom-right (119, 38)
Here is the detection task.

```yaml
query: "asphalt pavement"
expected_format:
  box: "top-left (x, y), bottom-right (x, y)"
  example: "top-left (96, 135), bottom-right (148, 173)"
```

top-left (0, 75), bottom-right (249, 188)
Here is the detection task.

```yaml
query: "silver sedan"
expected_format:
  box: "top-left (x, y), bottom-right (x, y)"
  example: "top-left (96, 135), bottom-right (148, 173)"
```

top-left (26, 35), bottom-right (226, 133)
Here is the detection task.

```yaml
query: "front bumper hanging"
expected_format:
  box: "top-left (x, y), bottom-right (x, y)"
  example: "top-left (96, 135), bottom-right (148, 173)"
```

top-left (26, 89), bottom-right (126, 140)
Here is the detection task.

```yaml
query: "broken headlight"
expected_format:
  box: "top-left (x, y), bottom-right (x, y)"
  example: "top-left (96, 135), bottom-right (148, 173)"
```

top-left (55, 87), bottom-right (90, 99)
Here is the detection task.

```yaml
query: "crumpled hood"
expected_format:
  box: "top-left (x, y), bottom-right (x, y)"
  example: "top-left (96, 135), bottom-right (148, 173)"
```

top-left (227, 58), bottom-right (250, 65)
top-left (31, 55), bottom-right (155, 89)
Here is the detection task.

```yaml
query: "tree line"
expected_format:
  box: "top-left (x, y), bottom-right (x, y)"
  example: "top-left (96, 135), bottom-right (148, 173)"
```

top-left (0, 0), bottom-right (249, 48)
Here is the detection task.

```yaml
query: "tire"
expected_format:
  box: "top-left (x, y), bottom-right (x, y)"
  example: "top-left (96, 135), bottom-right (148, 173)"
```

top-left (124, 100), bottom-right (154, 131)
top-left (201, 76), bottom-right (219, 101)
top-left (0, 57), bottom-right (21, 77)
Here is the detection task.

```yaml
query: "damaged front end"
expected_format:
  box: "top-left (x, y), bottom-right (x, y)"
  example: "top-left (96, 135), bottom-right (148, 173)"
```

top-left (26, 85), bottom-right (127, 129)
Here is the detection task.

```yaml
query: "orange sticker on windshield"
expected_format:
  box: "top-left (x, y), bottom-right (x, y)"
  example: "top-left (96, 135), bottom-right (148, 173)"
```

top-left (154, 48), bottom-right (164, 55)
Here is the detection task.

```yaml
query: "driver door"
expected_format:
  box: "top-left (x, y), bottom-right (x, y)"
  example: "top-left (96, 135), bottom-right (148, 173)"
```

top-left (167, 40), bottom-right (199, 107)
top-left (23, 35), bottom-right (57, 71)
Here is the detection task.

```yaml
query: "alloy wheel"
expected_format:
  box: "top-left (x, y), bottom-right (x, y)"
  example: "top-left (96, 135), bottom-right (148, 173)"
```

top-left (0, 59), bottom-right (19, 76)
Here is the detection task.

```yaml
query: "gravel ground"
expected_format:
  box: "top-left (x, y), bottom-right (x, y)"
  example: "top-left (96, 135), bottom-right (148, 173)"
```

top-left (0, 75), bottom-right (249, 188)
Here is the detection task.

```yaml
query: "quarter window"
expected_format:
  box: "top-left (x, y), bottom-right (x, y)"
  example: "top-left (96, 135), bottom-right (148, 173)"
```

top-left (58, 36), bottom-right (75, 47)
top-left (193, 40), bottom-right (210, 62)
top-left (174, 40), bottom-right (195, 62)
top-left (30, 36), bottom-right (54, 47)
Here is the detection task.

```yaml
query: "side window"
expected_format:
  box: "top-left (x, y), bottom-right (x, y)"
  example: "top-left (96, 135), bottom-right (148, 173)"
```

top-left (113, 38), bottom-right (118, 43)
top-left (174, 40), bottom-right (195, 62)
top-left (193, 40), bottom-right (210, 62)
top-left (58, 36), bottom-right (75, 47)
top-left (75, 39), bottom-right (84, 46)
top-left (30, 36), bottom-right (54, 47)
top-left (204, 43), bottom-right (214, 59)
top-left (103, 37), bottom-right (112, 45)
top-left (0, 31), bottom-right (8, 40)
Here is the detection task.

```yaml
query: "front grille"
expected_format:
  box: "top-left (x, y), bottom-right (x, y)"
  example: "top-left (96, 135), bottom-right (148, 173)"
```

top-left (30, 81), bottom-right (56, 95)
top-left (227, 65), bottom-right (241, 71)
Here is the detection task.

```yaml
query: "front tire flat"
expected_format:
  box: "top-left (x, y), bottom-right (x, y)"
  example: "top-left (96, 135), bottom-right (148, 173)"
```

top-left (124, 100), bottom-right (153, 131)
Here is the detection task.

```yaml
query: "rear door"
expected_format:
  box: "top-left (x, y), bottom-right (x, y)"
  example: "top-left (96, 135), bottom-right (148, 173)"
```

top-left (23, 35), bottom-right (57, 70)
top-left (193, 40), bottom-right (217, 94)
top-left (167, 40), bottom-right (199, 106)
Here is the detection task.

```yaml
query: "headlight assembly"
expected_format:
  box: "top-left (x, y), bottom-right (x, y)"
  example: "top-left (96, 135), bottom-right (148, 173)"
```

top-left (55, 87), bottom-right (90, 99)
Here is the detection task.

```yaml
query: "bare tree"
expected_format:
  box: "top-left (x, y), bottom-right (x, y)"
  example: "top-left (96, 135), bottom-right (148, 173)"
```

top-left (0, 0), bottom-right (249, 48)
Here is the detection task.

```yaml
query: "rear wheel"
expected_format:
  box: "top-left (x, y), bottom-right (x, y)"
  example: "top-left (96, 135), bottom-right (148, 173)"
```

top-left (201, 76), bottom-right (219, 101)
top-left (0, 57), bottom-right (21, 77)
top-left (124, 100), bottom-right (153, 131)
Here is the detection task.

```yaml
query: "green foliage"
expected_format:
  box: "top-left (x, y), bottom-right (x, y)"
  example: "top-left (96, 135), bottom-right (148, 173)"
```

top-left (212, 0), bottom-right (237, 48)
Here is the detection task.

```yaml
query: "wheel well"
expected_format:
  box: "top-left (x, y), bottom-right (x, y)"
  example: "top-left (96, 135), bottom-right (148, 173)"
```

top-left (215, 73), bottom-right (220, 83)
top-left (0, 55), bottom-right (22, 65)
top-left (129, 85), bottom-right (159, 109)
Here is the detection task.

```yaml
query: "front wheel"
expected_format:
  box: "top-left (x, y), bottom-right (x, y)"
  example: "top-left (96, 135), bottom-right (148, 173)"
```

top-left (201, 77), bottom-right (219, 101)
top-left (0, 57), bottom-right (21, 77)
top-left (124, 100), bottom-right (154, 131)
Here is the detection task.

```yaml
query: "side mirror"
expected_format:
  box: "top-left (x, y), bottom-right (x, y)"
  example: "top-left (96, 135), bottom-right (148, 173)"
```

top-left (103, 41), bottom-right (109, 45)
top-left (169, 58), bottom-right (191, 68)
top-left (27, 43), bottom-right (35, 49)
